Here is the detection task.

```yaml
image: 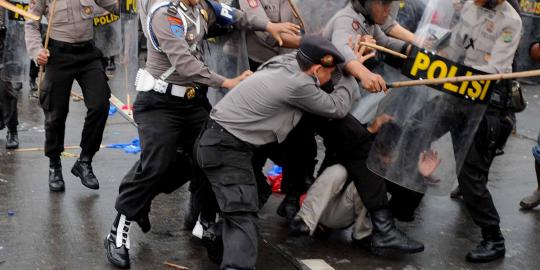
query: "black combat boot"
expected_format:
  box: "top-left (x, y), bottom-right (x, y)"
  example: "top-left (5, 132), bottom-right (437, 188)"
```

top-left (5, 130), bottom-right (19, 149)
top-left (370, 208), bottom-right (424, 254)
top-left (71, 155), bottom-right (99, 189)
top-left (466, 226), bottom-right (505, 263)
top-left (277, 195), bottom-right (300, 222)
top-left (49, 157), bottom-right (65, 192)
top-left (105, 213), bottom-right (131, 269)
top-left (201, 220), bottom-right (223, 266)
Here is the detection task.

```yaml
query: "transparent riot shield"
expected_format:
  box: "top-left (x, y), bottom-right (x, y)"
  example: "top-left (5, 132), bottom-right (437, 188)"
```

top-left (118, 0), bottom-right (139, 107)
top-left (1, 1), bottom-right (30, 83)
top-left (367, 0), bottom-right (495, 195)
top-left (293, 0), bottom-right (347, 33)
top-left (93, 7), bottom-right (122, 58)
top-left (204, 0), bottom-right (249, 105)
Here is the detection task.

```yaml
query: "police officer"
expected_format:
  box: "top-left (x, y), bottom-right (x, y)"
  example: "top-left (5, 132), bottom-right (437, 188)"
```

top-left (238, 0), bottom-right (314, 221)
top-left (519, 40), bottom-right (540, 210)
top-left (104, 0), bottom-right (300, 268)
top-left (0, 5), bottom-right (24, 149)
top-left (25, 0), bottom-right (119, 192)
top-left (196, 34), bottom-right (424, 269)
top-left (441, 0), bottom-right (522, 262)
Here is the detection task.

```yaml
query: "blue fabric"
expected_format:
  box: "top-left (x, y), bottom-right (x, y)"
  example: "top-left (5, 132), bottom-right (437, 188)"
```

top-left (207, 0), bottom-right (236, 26)
top-left (533, 130), bottom-right (540, 162)
top-left (107, 138), bottom-right (141, 154)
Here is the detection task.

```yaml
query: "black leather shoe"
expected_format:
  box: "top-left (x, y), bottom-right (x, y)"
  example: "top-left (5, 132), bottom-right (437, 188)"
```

top-left (49, 161), bottom-right (65, 192)
top-left (105, 214), bottom-right (131, 269)
top-left (370, 208), bottom-right (424, 254)
top-left (466, 228), bottom-right (505, 263)
top-left (351, 235), bottom-right (372, 250)
top-left (289, 216), bottom-right (310, 236)
top-left (277, 195), bottom-right (300, 221)
top-left (6, 130), bottom-right (19, 149)
top-left (71, 158), bottom-right (99, 190)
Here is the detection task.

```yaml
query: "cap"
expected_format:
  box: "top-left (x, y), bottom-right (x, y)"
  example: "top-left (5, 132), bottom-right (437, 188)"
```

top-left (298, 34), bottom-right (345, 68)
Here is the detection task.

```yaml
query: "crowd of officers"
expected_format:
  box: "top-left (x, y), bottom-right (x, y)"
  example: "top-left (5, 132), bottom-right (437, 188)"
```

top-left (0, 0), bottom-right (539, 269)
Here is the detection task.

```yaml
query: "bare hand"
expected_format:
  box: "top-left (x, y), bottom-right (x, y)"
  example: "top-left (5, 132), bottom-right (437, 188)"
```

top-left (348, 35), bottom-right (376, 64)
top-left (367, 114), bottom-right (393, 134)
top-left (359, 71), bottom-right (387, 93)
top-left (221, 70), bottom-right (254, 90)
top-left (266, 22), bottom-right (301, 46)
top-left (417, 150), bottom-right (441, 178)
top-left (37, 48), bottom-right (50, 66)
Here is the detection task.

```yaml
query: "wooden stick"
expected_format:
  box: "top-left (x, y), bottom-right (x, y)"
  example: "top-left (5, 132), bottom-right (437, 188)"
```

top-left (359, 41), bottom-right (407, 59)
top-left (37, 0), bottom-right (58, 94)
top-left (0, 0), bottom-right (40, 21)
top-left (69, 91), bottom-right (136, 127)
top-left (163, 261), bottom-right (189, 270)
top-left (388, 69), bottom-right (540, 88)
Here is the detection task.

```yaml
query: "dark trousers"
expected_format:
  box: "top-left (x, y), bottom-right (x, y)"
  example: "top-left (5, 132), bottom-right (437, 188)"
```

top-left (40, 40), bottom-right (110, 158)
top-left (298, 113), bottom-right (390, 211)
top-left (457, 109), bottom-right (513, 229)
top-left (196, 119), bottom-right (259, 269)
top-left (0, 80), bottom-right (21, 131)
top-left (29, 59), bottom-right (39, 80)
top-left (115, 91), bottom-right (214, 221)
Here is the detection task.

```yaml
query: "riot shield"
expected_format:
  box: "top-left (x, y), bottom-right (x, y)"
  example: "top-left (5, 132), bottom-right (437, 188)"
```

top-left (366, 0), bottom-right (495, 195)
top-left (293, 0), bottom-right (347, 33)
top-left (119, 0), bottom-right (139, 106)
top-left (93, 7), bottom-right (122, 58)
top-left (204, 0), bottom-right (249, 105)
top-left (1, 0), bottom-right (30, 83)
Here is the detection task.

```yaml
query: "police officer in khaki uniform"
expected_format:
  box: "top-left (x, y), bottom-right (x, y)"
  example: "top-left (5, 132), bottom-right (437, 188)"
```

top-left (414, 0), bottom-right (521, 262)
top-left (25, 0), bottom-right (119, 192)
top-left (104, 0), bottom-right (299, 268)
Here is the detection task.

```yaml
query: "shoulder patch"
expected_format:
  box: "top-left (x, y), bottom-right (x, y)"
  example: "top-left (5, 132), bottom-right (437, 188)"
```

top-left (167, 16), bottom-right (185, 38)
top-left (352, 20), bottom-right (360, 31)
top-left (248, 0), bottom-right (258, 8)
top-left (501, 27), bottom-right (514, 43)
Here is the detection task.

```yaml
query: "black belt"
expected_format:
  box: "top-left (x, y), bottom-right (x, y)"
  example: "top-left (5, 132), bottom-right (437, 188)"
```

top-left (49, 39), bottom-right (94, 54)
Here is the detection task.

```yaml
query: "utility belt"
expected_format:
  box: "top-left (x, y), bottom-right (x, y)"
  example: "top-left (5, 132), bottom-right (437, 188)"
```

top-left (135, 68), bottom-right (200, 100)
top-left (49, 39), bottom-right (94, 54)
top-left (489, 79), bottom-right (526, 113)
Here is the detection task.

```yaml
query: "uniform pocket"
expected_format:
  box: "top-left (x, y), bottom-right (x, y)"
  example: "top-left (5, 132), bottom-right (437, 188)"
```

top-left (52, 1), bottom-right (69, 24)
top-left (196, 129), bottom-right (223, 169)
top-left (79, 0), bottom-right (97, 20)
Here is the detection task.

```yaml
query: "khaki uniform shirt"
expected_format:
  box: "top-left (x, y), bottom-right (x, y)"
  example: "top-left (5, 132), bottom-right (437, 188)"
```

top-left (239, 0), bottom-right (304, 63)
top-left (25, 0), bottom-right (118, 59)
top-left (445, 1), bottom-right (522, 74)
top-left (322, 3), bottom-right (405, 66)
top-left (143, 0), bottom-right (268, 88)
top-left (211, 52), bottom-right (359, 146)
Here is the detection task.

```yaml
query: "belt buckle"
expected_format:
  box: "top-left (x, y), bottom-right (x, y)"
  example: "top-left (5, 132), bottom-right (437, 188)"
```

top-left (185, 87), bottom-right (196, 100)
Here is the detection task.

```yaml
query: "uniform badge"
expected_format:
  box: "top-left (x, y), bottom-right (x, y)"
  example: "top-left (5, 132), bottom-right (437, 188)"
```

top-left (321, 54), bottom-right (334, 67)
top-left (83, 6), bottom-right (93, 15)
top-left (352, 20), bottom-right (360, 31)
top-left (501, 27), bottom-right (514, 43)
top-left (186, 87), bottom-right (196, 100)
top-left (248, 0), bottom-right (258, 8)
top-left (188, 33), bottom-right (194, 41)
top-left (167, 16), bottom-right (185, 39)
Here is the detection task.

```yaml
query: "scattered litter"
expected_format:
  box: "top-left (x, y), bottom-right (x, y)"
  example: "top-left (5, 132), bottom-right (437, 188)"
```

top-left (164, 261), bottom-right (189, 269)
top-left (61, 152), bottom-right (79, 158)
top-left (267, 165), bottom-right (283, 193)
top-left (121, 104), bottom-right (133, 111)
top-left (108, 105), bottom-right (118, 116)
top-left (0, 179), bottom-right (8, 183)
top-left (106, 138), bottom-right (141, 154)
top-left (7, 210), bottom-right (15, 216)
